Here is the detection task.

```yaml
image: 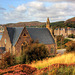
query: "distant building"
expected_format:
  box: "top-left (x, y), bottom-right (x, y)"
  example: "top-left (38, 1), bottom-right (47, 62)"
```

top-left (54, 27), bottom-right (75, 37)
top-left (0, 26), bottom-right (4, 32)
top-left (0, 18), bottom-right (56, 59)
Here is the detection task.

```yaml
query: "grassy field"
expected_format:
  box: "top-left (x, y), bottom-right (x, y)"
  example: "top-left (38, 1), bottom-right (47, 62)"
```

top-left (30, 52), bottom-right (75, 69)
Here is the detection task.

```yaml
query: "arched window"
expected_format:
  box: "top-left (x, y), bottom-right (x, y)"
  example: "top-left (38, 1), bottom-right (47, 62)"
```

top-left (51, 46), bottom-right (54, 54)
top-left (21, 42), bottom-right (27, 55)
top-left (4, 39), bottom-right (6, 44)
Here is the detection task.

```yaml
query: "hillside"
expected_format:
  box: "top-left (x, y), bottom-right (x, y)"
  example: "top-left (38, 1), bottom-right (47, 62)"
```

top-left (51, 21), bottom-right (64, 26)
top-left (0, 52), bottom-right (75, 75)
top-left (64, 17), bottom-right (75, 28)
top-left (0, 63), bottom-right (75, 75)
top-left (65, 17), bottom-right (75, 23)
top-left (2, 21), bottom-right (46, 27)
top-left (50, 17), bottom-right (75, 28)
top-left (30, 52), bottom-right (75, 69)
top-left (50, 21), bottom-right (65, 28)
top-left (0, 17), bottom-right (75, 28)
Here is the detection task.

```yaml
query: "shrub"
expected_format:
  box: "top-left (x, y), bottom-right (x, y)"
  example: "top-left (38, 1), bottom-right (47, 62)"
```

top-left (68, 34), bottom-right (75, 38)
top-left (16, 54), bottom-right (27, 64)
top-left (21, 43), bottom-right (49, 63)
top-left (66, 42), bottom-right (75, 52)
top-left (39, 65), bottom-right (75, 75)
top-left (0, 52), bottom-right (16, 69)
top-left (57, 36), bottom-right (64, 48)
top-left (64, 39), bottom-right (71, 44)
top-left (56, 66), bottom-right (75, 75)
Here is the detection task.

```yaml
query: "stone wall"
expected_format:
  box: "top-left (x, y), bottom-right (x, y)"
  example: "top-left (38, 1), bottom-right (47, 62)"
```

top-left (0, 27), bottom-right (12, 53)
top-left (15, 27), bottom-right (31, 56)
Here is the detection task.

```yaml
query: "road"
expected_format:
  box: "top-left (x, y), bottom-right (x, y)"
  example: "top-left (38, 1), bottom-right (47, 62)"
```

top-left (66, 38), bottom-right (75, 41)
top-left (57, 49), bottom-right (66, 54)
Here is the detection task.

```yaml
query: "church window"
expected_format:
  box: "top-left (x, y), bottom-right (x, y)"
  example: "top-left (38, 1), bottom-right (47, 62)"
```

top-left (51, 46), bottom-right (54, 53)
top-left (21, 42), bottom-right (27, 55)
top-left (51, 48), bottom-right (54, 53)
top-left (4, 39), bottom-right (6, 44)
top-left (23, 33), bottom-right (26, 36)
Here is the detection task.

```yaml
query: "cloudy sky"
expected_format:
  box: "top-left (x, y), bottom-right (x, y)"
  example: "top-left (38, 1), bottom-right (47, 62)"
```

top-left (0, 0), bottom-right (75, 24)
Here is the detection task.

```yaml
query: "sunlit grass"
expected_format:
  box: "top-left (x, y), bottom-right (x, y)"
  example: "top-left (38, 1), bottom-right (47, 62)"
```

top-left (30, 52), bottom-right (75, 69)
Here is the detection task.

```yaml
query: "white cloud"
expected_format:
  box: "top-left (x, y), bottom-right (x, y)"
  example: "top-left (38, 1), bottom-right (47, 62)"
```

top-left (3, 4), bottom-right (28, 21)
top-left (27, 1), bottom-right (45, 10)
top-left (2, 1), bottom-right (75, 23)
top-left (16, 4), bottom-right (27, 12)
top-left (37, 0), bottom-right (75, 2)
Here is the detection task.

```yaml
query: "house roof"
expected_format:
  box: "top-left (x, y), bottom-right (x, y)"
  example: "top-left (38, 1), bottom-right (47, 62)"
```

top-left (7, 27), bottom-right (24, 46)
top-left (27, 28), bottom-right (55, 44)
top-left (7, 27), bottom-right (15, 44)
top-left (7, 27), bottom-right (55, 46)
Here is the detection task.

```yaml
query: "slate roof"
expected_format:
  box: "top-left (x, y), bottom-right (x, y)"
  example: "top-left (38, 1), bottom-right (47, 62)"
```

top-left (7, 28), bottom-right (15, 44)
top-left (7, 27), bottom-right (24, 46)
top-left (27, 28), bottom-right (55, 44)
top-left (7, 27), bottom-right (55, 46)
top-left (12, 27), bottom-right (24, 45)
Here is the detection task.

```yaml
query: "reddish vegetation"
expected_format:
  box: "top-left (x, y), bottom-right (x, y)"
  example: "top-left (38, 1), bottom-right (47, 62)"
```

top-left (0, 64), bottom-right (37, 75)
top-left (65, 41), bottom-right (75, 47)
top-left (2, 22), bottom-right (46, 27)
top-left (34, 63), bottom-right (75, 75)
top-left (0, 63), bottom-right (75, 75)
top-left (65, 41), bottom-right (72, 46)
top-left (65, 17), bottom-right (75, 23)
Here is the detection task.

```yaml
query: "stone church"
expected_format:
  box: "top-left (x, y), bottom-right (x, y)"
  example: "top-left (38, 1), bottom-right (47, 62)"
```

top-left (0, 18), bottom-right (56, 57)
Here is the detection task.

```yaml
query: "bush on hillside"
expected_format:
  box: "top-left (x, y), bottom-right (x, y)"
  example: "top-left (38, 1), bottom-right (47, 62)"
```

top-left (0, 52), bottom-right (16, 69)
top-left (56, 66), bottom-right (75, 75)
top-left (66, 42), bottom-right (75, 53)
top-left (21, 43), bottom-right (49, 64)
top-left (68, 34), bottom-right (75, 38)
top-left (64, 39), bottom-right (71, 44)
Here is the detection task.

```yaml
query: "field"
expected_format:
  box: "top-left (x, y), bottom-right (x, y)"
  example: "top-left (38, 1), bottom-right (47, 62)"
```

top-left (30, 52), bottom-right (75, 69)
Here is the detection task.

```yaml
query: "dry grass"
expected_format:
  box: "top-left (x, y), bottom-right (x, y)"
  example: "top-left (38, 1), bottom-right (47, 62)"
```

top-left (30, 52), bottom-right (75, 69)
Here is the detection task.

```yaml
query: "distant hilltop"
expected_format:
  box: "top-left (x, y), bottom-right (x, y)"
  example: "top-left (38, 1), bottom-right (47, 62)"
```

top-left (1, 21), bottom-right (46, 27)
top-left (65, 17), bottom-right (75, 23)
top-left (0, 17), bottom-right (75, 28)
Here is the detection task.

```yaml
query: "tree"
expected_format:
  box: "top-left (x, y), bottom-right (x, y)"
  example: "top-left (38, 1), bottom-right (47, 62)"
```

top-left (68, 34), bottom-right (75, 38)
top-left (57, 36), bottom-right (64, 48)
top-left (0, 51), bottom-right (15, 69)
top-left (20, 40), bottom-right (49, 63)
top-left (66, 42), bottom-right (75, 52)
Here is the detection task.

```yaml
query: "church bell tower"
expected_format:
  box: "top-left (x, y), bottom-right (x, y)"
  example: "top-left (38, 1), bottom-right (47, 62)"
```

top-left (46, 17), bottom-right (50, 29)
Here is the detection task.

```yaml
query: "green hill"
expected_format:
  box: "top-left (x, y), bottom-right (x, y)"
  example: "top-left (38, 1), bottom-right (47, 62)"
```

top-left (64, 17), bottom-right (75, 28)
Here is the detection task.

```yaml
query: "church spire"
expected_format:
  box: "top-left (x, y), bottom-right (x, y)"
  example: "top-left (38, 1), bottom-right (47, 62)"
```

top-left (46, 17), bottom-right (50, 29)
